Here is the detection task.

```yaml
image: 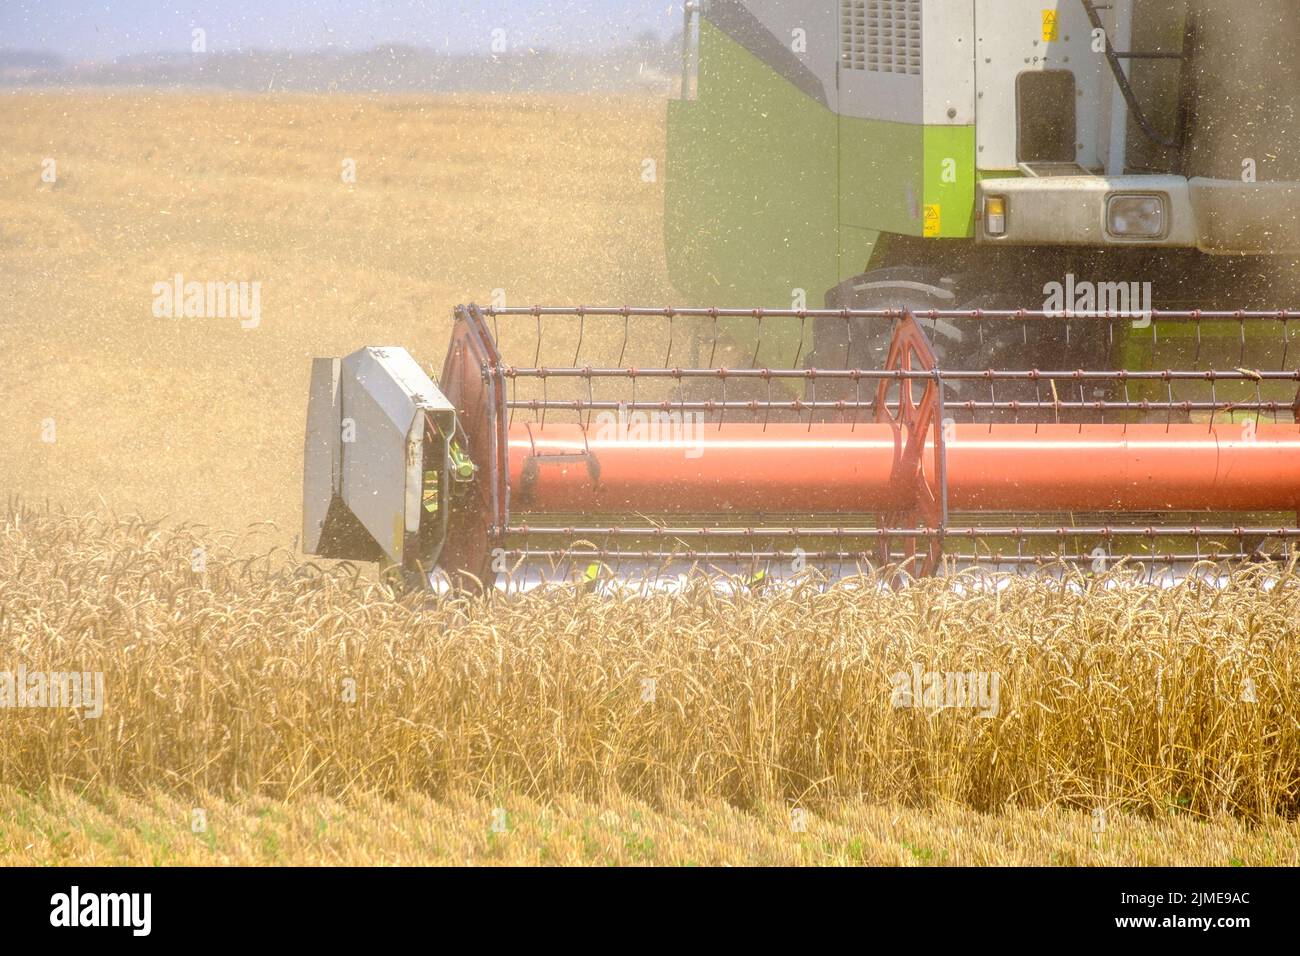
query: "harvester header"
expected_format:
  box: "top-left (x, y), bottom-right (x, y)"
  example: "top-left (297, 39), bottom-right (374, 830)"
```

top-left (304, 305), bottom-right (1300, 589)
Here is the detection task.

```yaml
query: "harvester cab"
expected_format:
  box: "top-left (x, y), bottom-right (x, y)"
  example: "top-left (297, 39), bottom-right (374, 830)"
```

top-left (303, 2), bottom-right (1300, 590)
top-left (668, 0), bottom-right (1300, 370)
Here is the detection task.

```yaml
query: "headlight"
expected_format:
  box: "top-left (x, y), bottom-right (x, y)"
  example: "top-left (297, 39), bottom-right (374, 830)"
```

top-left (1107, 194), bottom-right (1167, 239)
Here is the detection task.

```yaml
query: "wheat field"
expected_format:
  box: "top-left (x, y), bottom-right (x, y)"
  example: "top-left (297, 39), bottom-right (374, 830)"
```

top-left (2, 93), bottom-right (1299, 864)
top-left (5, 787), bottom-right (1296, 866)
top-left (1, 503), bottom-right (1298, 864)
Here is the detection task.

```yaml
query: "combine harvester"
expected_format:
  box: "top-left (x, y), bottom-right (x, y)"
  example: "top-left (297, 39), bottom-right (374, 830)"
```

top-left (303, 0), bottom-right (1300, 590)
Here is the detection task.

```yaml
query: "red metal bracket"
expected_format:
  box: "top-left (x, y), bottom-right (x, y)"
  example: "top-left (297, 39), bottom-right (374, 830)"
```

top-left (437, 304), bottom-right (509, 587)
top-left (874, 310), bottom-right (946, 574)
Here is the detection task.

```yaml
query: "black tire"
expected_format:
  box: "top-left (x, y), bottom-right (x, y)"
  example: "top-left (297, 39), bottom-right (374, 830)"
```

top-left (818, 266), bottom-right (962, 365)
top-left (811, 266), bottom-right (974, 404)
top-left (811, 266), bottom-right (1116, 419)
top-left (955, 291), bottom-right (1116, 423)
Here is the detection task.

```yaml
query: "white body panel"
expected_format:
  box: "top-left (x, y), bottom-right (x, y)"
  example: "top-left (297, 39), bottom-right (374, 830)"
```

top-left (974, 0), bottom-right (1108, 171)
top-left (977, 174), bottom-right (1300, 254)
top-left (838, 0), bottom-right (924, 122)
top-left (837, 0), bottom-right (976, 126)
top-left (1104, 0), bottom-right (1134, 175)
top-left (338, 347), bottom-right (447, 564)
top-left (921, 0), bottom-right (976, 125)
top-left (978, 174), bottom-right (1196, 246)
top-left (302, 357), bottom-right (342, 554)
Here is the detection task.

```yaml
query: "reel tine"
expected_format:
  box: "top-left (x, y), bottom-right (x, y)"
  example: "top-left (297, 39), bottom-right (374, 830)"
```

top-left (707, 308), bottom-right (719, 369)
top-left (764, 373), bottom-right (772, 433)
top-left (851, 370), bottom-right (861, 433)
top-left (1167, 374), bottom-right (1175, 433)
top-left (573, 306), bottom-right (585, 367)
top-left (617, 307), bottom-right (630, 368)
top-left (663, 308), bottom-right (675, 368)
top-left (533, 306), bottom-right (542, 369)
top-left (806, 367), bottom-right (814, 433)
top-left (585, 371), bottom-right (594, 432)
top-left (717, 374), bottom-right (728, 434)
top-left (1122, 373), bottom-right (1131, 434)
top-left (843, 308), bottom-right (853, 370)
top-left (675, 365), bottom-right (684, 422)
top-left (987, 372), bottom-right (996, 433)
top-left (1281, 311), bottom-right (1291, 371)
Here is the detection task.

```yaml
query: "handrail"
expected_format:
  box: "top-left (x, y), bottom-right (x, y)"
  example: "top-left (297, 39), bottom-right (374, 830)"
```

top-left (1079, 0), bottom-right (1185, 152)
top-left (680, 1), bottom-right (701, 100)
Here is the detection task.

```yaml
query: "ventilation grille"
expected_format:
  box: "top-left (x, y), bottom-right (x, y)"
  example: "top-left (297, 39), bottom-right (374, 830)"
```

top-left (841, 0), bottom-right (922, 75)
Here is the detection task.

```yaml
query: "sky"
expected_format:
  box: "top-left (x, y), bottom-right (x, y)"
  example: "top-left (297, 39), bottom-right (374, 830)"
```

top-left (0, 0), bottom-right (681, 60)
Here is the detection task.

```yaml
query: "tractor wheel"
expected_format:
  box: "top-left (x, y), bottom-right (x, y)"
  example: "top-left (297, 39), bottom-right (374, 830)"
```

top-left (810, 266), bottom-right (975, 405)
top-left (954, 290), bottom-right (1118, 423)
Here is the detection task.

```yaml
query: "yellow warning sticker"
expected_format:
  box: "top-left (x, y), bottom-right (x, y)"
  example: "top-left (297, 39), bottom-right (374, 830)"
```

top-left (923, 204), bottom-right (942, 237)
top-left (1042, 9), bottom-right (1059, 42)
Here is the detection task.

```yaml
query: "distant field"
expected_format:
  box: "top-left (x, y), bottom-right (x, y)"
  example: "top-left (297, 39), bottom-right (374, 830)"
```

top-left (0, 91), bottom-right (670, 541)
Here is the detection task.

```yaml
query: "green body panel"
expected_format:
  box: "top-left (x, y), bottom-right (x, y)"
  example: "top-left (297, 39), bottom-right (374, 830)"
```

top-left (665, 21), bottom-right (841, 318)
top-left (838, 225), bottom-right (879, 282)
top-left (1120, 321), bottom-right (1292, 407)
top-left (665, 21), bottom-right (984, 362)
top-left (836, 116), bottom-right (923, 238)
top-left (665, 23), bottom-right (839, 364)
top-left (922, 126), bottom-right (979, 239)
top-left (666, 22), bottom-right (987, 306)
